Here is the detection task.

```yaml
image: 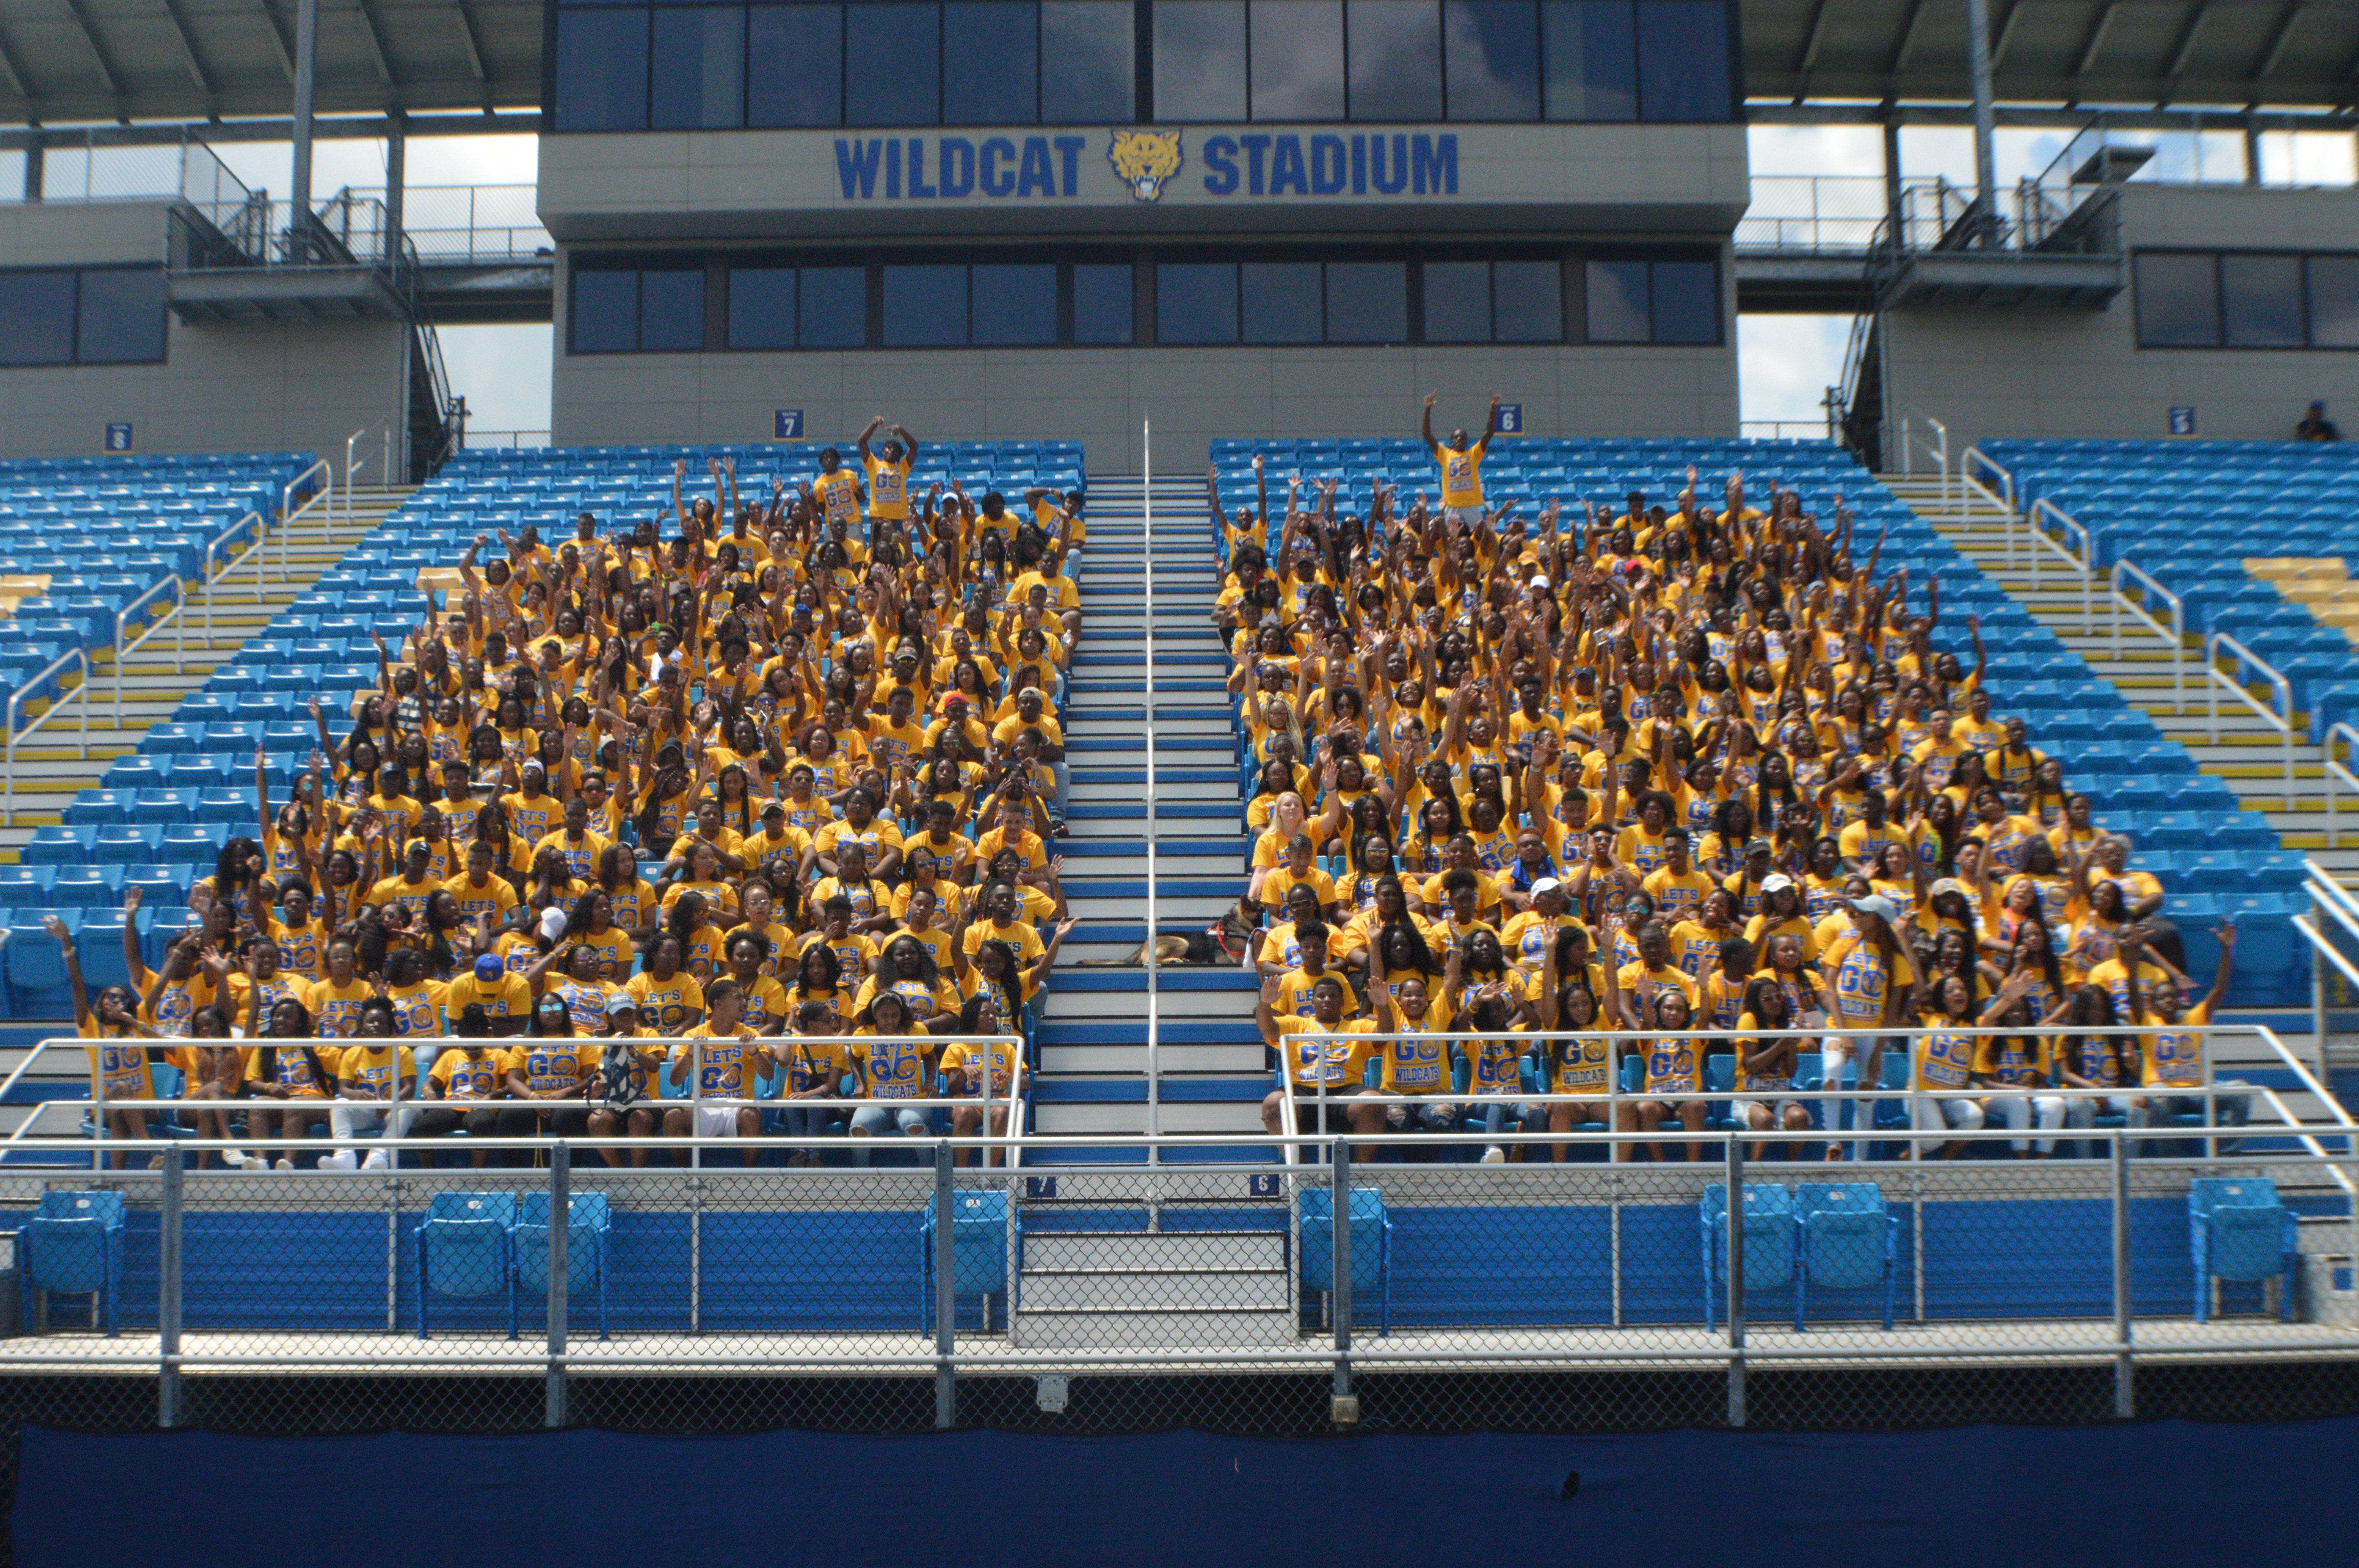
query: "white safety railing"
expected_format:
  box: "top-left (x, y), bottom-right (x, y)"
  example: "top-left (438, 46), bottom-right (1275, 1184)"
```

top-left (1143, 419), bottom-right (1161, 1159)
top-left (1, 646), bottom-right (88, 824)
top-left (109, 574), bottom-right (185, 725)
top-left (280, 458), bottom-right (332, 581)
top-left (2112, 559), bottom-right (2188, 712)
top-left (1959, 445), bottom-right (2016, 564)
top-left (2326, 724), bottom-right (2359, 848)
top-left (343, 420), bottom-right (395, 522)
top-left (2206, 632), bottom-right (2299, 808)
top-left (2025, 497), bottom-right (2095, 631)
top-left (197, 510), bottom-right (269, 644)
top-left (1897, 406), bottom-right (1950, 508)
top-left (2297, 862), bottom-right (2359, 1052)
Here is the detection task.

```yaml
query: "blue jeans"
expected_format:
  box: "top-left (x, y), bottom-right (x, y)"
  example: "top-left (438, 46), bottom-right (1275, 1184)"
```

top-left (1478, 1100), bottom-right (1548, 1139)
top-left (850, 1102), bottom-right (931, 1163)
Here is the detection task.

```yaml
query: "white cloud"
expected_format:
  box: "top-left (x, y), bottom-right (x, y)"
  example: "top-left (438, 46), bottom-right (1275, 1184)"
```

top-left (1738, 314), bottom-right (1852, 430)
top-left (438, 323), bottom-right (554, 436)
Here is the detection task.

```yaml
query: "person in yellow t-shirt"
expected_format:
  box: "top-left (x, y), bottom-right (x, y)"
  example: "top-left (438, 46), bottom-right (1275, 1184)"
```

top-left (1421, 389), bottom-right (1501, 524)
top-left (810, 448), bottom-right (862, 532)
top-left (2124, 924), bottom-right (2248, 1136)
top-left (858, 416), bottom-right (917, 528)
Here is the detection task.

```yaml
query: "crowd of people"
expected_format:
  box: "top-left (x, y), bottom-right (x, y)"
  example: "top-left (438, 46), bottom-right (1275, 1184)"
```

top-left (65, 422), bottom-right (1084, 1170)
top-left (1229, 395), bottom-right (2242, 1163)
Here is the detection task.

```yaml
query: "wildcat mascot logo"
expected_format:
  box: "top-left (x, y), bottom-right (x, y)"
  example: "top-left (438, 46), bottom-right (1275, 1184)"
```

top-left (1108, 129), bottom-right (1184, 203)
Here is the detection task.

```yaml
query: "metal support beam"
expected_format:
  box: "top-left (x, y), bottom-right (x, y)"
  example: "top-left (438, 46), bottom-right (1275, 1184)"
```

top-left (0, 112), bottom-right (538, 152)
top-left (2168, 2), bottom-right (2214, 80)
top-left (290, 0), bottom-right (319, 216)
top-left (1747, 102), bottom-right (2358, 133)
top-left (257, 0), bottom-right (297, 80)
top-left (354, 0), bottom-right (399, 85)
top-left (2246, 114), bottom-right (2264, 183)
top-left (453, 0), bottom-right (490, 85)
top-left (1884, 115), bottom-right (1904, 230)
top-left (1797, 0), bottom-right (1837, 75)
top-left (0, 22), bottom-right (33, 102)
top-left (58, 0), bottom-right (127, 105)
top-left (1965, 0), bottom-right (1999, 243)
top-left (1990, 0), bottom-right (2025, 71)
top-left (386, 111), bottom-right (407, 256)
top-left (2074, 2), bottom-right (2120, 79)
top-left (19, 141), bottom-right (38, 203)
top-left (1889, 0), bottom-right (1931, 74)
top-left (2257, 4), bottom-right (2308, 79)
top-left (158, 0), bottom-right (218, 99)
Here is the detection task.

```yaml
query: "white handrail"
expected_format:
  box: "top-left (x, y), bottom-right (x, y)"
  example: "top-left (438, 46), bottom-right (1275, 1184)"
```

top-left (2111, 559), bottom-right (2186, 713)
top-left (109, 574), bottom-right (186, 725)
top-left (198, 510), bottom-right (269, 644)
top-left (2, 646), bottom-right (89, 824)
top-left (2206, 631), bottom-right (2298, 808)
top-left (1960, 446), bottom-right (2016, 565)
top-left (342, 422), bottom-right (393, 526)
top-left (1143, 421), bottom-right (1160, 1161)
top-left (2325, 724), bottom-right (2359, 848)
top-left (1898, 406), bottom-right (1950, 509)
top-left (281, 458), bottom-right (332, 581)
top-left (2026, 497), bottom-right (2094, 630)
top-left (2294, 878), bottom-right (2359, 1055)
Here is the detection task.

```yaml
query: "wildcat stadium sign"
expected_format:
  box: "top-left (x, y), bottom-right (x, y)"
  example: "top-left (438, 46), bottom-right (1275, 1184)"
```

top-left (832, 130), bottom-right (1460, 204)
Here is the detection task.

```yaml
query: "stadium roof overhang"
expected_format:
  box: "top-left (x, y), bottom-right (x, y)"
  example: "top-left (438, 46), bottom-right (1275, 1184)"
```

top-left (4, 0), bottom-right (2358, 132)
top-left (1743, 0), bottom-right (2359, 117)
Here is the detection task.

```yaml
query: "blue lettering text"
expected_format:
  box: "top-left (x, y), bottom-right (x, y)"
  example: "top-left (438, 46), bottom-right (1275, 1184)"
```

top-left (1412, 133), bottom-right (1458, 195)
top-left (1203, 135), bottom-right (1240, 195)
top-left (1269, 134), bottom-right (1308, 196)
top-left (1016, 136), bottom-right (1056, 196)
top-left (939, 136), bottom-right (976, 198)
top-left (1350, 133), bottom-right (1367, 195)
top-left (835, 138), bottom-right (886, 199)
top-left (1370, 133), bottom-right (1408, 194)
top-left (907, 137), bottom-right (938, 198)
top-left (980, 136), bottom-right (1018, 197)
top-left (886, 137), bottom-right (902, 199)
top-left (1310, 134), bottom-right (1347, 194)
top-left (1053, 134), bottom-right (1085, 196)
top-left (1239, 133), bottom-right (1272, 195)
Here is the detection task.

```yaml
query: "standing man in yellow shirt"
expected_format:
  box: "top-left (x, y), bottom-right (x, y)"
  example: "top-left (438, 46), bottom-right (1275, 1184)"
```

top-left (858, 415), bottom-right (918, 542)
top-left (1421, 389), bottom-right (1502, 526)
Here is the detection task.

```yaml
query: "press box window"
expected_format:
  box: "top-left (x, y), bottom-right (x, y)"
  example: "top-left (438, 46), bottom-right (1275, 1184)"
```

top-left (1583, 257), bottom-right (1716, 345)
top-left (569, 266), bottom-right (708, 353)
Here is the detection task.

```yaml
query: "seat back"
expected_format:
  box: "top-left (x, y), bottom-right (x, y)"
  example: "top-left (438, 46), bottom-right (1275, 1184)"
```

top-left (420, 1192), bottom-right (515, 1299)
top-left (2190, 1176), bottom-right (2279, 1218)
top-left (1299, 1187), bottom-right (1387, 1292)
top-left (925, 1190), bottom-right (1010, 1294)
top-left (25, 1190), bottom-right (125, 1293)
top-left (512, 1192), bottom-right (610, 1293)
top-left (1797, 1182), bottom-right (1889, 1290)
top-left (1702, 1183), bottom-right (1794, 1289)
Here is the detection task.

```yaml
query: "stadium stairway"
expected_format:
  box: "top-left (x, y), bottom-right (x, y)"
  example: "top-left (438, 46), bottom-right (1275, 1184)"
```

top-left (0, 487), bottom-right (403, 860)
top-left (1032, 475), bottom-right (1272, 1165)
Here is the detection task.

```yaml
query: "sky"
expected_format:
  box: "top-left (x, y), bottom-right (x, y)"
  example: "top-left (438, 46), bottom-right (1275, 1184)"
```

top-left (30, 120), bottom-right (2352, 441)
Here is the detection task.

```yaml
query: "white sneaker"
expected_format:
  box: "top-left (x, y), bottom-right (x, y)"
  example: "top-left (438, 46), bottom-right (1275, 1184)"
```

top-left (361, 1150), bottom-right (390, 1171)
top-left (273, 1158), bottom-right (294, 1171)
top-left (319, 1150), bottom-right (358, 1172)
top-left (1480, 1146), bottom-right (1506, 1164)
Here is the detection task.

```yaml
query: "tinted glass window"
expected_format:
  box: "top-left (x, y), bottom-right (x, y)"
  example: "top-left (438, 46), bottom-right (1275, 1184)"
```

top-left (570, 270), bottom-right (640, 354)
top-left (748, 5), bottom-right (845, 125)
top-left (1493, 260), bottom-right (1561, 340)
top-left (1325, 260), bottom-right (1406, 342)
top-left (2135, 253), bottom-right (2219, 347)
top-left (1158, 263), bottom-right (1238, 343)
top-left (1541, 0), bottom-right (1633, 120)
top-left (971, 263), bottom-right (1059, 344)
top-left (1443, 0), bottom-right (1538, 119)
top-left (1073, 262), bottom-right (1135, 343)
top-left (1422, 260), bottom-right (1490, 341)
top-left (1241, 260), bottom-right (1322, 341)
top-left (1154, 0), bottom-right (1248, 119)
top-left (651, 6), bottom-right (746, 129)
top-left (0, 272), bottom-right (75, 367)
top-left (1346, 1), bottom-right (1441, 120)
top-left (945, 2), bottom-right (1039, 122)
top-left (1634, 0), bottom-right (1727, 120)
top-left (1041, 2), bottom-right (1136, 120)
top-left (729, 267), bottom-right (797, 348)
top-left (800, 265), bottom-right (869, 346)
top-left (640, 269), bottom-right (709, 350)
top-left (846, 3), bottom-right (940, 124)
top-left (75, 269), bottom-right (166, 364)
top-left (1250, 0), bottom-right (1345, 119)
top-left (1584, 258), bottom-right (1648, 342)
top-left (2310, 256), bottom-right (2359, 348)
top-left (554, 9), bottom-right (651, 132)
top-left (2219, 254), bottom-right (2304, 347)
top-left (1648, 258), bottom-right (1717, 342)
top-left (883, 264), bottom-right (968, 345)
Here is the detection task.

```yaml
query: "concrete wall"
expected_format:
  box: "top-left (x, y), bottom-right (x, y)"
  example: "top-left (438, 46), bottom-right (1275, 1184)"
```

top-left (551, 338), bottom-right (1739, 468)
top-left (0, 200), bottom-right (409, 465)
top-left (1885, 185), bottom-right (2359, 450)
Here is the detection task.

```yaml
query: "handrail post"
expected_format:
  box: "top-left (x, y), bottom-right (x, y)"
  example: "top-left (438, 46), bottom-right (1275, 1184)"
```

top-left (158, 1144), bottom-right (183, 1428)
top-left (2111, 1131), bottom-right (2134, 1418)
top-left (1330, 1133), bottom-right (1353, 1414)
top-left (545, 1140), bottom-right (568, 1429)
top-left (1725, 1122), bottom-right (1746, 1427)
top-left (934, 1140), bottom-right (956, 1429)
top-left (1143, 419), bottom-right (1159, 1161)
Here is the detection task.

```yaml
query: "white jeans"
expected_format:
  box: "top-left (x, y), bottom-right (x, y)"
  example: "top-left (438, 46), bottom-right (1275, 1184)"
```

top-left (1912, 1094), bottom-right (1983, 1138)
top-left (1981, 1091), bottom-right (2067, 1154)
top-left (1819, 1035), bottom-right (1881, 1160)
top-left (329, 1102), bottom-right (418, 1141)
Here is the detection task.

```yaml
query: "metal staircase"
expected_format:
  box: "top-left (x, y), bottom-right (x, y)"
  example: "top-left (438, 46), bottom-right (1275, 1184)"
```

top-left (1032, 474), bottom-right (1268, 1162)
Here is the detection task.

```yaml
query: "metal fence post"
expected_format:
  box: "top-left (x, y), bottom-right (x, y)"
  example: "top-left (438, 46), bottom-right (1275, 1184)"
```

top-left (546, 1141), bottom-right (569, 1430)
top-left (2111, 1131), bottom-right (2134, 1419)
top-left (1726, 1126), bottom-right (1747, 1428)
top-left (934, 1141), bottom-right (955, 1430)
top-left (158, 1146), bottom-right (183, 1429)
top-left (1331, 1135), bottom-right (1353, 1412)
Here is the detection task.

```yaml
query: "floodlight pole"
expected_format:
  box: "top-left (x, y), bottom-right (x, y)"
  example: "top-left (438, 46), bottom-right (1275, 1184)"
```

top-left (1964, 0), bottom-right (1999, 246)
top-left (290, 0), bottom-right (321, 220)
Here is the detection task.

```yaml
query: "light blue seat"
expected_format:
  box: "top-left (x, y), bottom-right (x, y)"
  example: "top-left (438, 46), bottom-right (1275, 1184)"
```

top-left (511, 1191), bottom-right (612, 1341)
top-left (1794, 1181), bottom-right (1898, 1332)
top-left (1701, 1182), bottom-right (1795, 1330)
top-left (416, 1191), bottom-right (518, 1339)
top-left (1299, 1186), bottom-right (1392, 1336)
top-left (920, 1189), bottom-right (1014, 1334)
top-left (19, 1189), bottom-right (126, 1334)
top-left (2189, 1176), bottom-right (2297, 1323)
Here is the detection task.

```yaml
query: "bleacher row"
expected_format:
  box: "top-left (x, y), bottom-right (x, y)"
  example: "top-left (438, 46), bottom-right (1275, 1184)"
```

top-left (1982, 439), bottom-right (2359, 741)
top-left (0, 440), bottom-right (1086, 1022)
top-left (0, 452), bottom-right (318, 706)
top-left (1213, 436), bottom-right (2304, 1006)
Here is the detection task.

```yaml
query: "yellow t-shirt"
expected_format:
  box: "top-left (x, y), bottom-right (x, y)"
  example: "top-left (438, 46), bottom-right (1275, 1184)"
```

top-left (1432, 435), bottom-right (1489, 509)
top-left (863, 452), bottom-right (912, 521)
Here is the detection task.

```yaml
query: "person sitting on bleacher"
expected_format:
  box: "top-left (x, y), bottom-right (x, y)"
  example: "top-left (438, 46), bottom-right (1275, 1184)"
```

top-left (2123, 923), bottom-right (2249, 1145)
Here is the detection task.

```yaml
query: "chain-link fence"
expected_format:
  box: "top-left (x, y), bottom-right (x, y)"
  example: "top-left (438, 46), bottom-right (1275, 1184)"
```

top-left (0, 1123), bottom-right (2350, 1440)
